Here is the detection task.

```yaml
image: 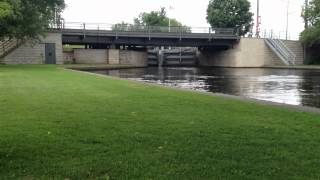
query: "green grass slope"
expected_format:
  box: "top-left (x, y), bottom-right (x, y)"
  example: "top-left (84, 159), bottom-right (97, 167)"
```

top-left (0, 65), bottom-right (319, 179)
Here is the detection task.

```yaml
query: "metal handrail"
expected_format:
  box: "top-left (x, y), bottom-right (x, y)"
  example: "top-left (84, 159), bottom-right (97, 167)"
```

top-left (60, 22), bottom-right (237, 36)
top-left (265, 34), bottom-right (296, 65)
top-left (0, 38), bottom-right (20, 59)
top-left (275, 39), bottom-right (296, 61)
top-left (271, 32), bottom-right (295, 60)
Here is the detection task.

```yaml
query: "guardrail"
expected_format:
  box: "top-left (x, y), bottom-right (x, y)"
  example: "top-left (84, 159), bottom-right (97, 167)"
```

top-left (264, 32), bottom-right (296, 65)
top-left (249, 30), bottom-right (300, 41)
top-left (0, 38), bottom-right (21, 60)
top-left (56, 22), bottom-right (239, 37)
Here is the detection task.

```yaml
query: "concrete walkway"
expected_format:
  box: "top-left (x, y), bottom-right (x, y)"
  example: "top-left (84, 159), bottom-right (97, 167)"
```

top-left (265, 65), bottom-right (320, 70)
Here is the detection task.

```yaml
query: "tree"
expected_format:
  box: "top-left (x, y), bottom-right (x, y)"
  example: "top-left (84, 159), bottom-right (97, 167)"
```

top-left (301, 0), bottom-right (320, 46)
top-left (113, 8), bottom-right (191, 33)
top-left (206, 0), bottom-right (253, 36)
top-left (0, 1), bottom-right (13, 18)
top-left (0, 0), bottom-right (65, 40)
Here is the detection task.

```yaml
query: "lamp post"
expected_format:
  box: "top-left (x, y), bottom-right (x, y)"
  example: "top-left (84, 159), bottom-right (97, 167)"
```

top-left (256, 0), bottom-right (261, 38)
top-left (286, 0), bottom-right (290, 40)
top-left (168, 6), bottom-right (174, 33)
top-left (305, 0), bottom-right (309, 29)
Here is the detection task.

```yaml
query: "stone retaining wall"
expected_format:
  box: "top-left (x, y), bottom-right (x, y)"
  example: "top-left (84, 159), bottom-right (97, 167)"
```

top-left (2, 33), bottom-right (63, 64)
top-left (199, 38), bottom-right (304, 67)
top-left (72, 49), bottom-right (147, 66)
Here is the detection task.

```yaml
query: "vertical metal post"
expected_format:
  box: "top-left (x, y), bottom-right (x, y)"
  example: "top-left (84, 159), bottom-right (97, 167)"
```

top-left (304, 0), bottom-right (309, 64)
top-left (148, 26), bottom-right (151, 40)
top-left (115, 24), bottom-right (118, 40)
top-left (179, 26), bottom-right (182, 41)
top-left (83, 23), bottom-right (86, 38)
top-left (256, 0), bottom-right (260, 38)
top-left (179, 47), bottom-right (182, 64)
top-left (2, 43), bottom-right (5, 55)
top-left (286, 0), bottom-right (289, 40)
top-left (305, 0), bottom-right (309, 29)
top-left (169, 18), bottom-right (171, 33)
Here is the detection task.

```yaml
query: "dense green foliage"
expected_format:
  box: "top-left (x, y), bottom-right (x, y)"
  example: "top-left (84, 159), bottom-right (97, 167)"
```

top-left (1, 65), bottom-right (320, 179)
top-left (134, 7), bottom-right (182, 27)
top-left (206, 0), bottom-right (253, 36)
top-left (0, 0), bottom-right (65, 40)
top-left (300, 24), bottom-right (320, 47)
top-left (301, 0), bottom-right (320, 47)
top-left (0, 1), bottom-right (12, 18)
top-left (113, 8), bottom-right (190, 32)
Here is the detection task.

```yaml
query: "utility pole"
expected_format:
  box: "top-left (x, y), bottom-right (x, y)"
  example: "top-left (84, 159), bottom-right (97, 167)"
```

top-left (256, 0), bottom-right (261, 38)
top-left (286, 0), bottom-right (290, 40)
top-left (305, 0), bottom-right (309, 29)
top-left (304, 0), bottom-right (309, 64)
top-left (168, 6), bottom-right (174, 33)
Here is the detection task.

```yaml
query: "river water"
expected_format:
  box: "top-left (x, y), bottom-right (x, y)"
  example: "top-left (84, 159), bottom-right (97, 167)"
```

top-left (88, 67), bottom-right (320, 108)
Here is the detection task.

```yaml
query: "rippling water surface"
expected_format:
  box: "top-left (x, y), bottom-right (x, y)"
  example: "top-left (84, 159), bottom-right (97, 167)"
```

top-left (88, 67), bottom-right (320, 108)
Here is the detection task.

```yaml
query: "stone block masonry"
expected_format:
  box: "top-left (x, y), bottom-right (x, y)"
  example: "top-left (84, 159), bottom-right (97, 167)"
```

top-left (72, 49), bottom-right (148, 67)
top-left (74, 49), bottom-right (108, 64)
top-left (119, 50), bottom-right (148, 66)
top-left (2, 33), bottom-right (63, 64)
top-left (108, 49), bottom-right (120, 65)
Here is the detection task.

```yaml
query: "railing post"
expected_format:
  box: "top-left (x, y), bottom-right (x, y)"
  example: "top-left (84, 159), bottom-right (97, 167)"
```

top-left (98, 25), bottom-right (100, 39)
top-left (82, 23), bottom-right (86, 38)
top-left (2, 42), bottom-right (5, 55)
top-left (115, 24), bottom-right (118, 40)
top-left (148, 26), bottom-right (151, 41)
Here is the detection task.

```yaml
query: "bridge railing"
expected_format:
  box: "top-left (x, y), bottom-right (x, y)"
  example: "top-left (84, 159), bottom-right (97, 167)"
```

top-left (61, 22), bottom-right (238, 36)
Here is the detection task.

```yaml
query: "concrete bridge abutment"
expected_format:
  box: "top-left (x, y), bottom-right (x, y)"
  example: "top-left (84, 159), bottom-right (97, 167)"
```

top-left (198, 38), bottom-right (304, 67)
top-left (72, 48), bottom-right (148, 67)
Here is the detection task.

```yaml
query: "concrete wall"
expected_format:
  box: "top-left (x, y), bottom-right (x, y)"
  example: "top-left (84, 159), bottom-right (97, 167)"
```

top-left (72, 49), bottom-right (148, 66)
top-left (283, 40), bottom-right (304, 65)
top-left (63, 52), bottom-right (74, 64)
top-left (74, 49), bottom-right (108, 64)
top-left (119, 50), bottom-right (148, 66)
top-left (2, 33), bottom-right (63, 64)
top-left (199, 38), bottom-right (304, 67)
top-left (108, 49), bottom-right (120, 65)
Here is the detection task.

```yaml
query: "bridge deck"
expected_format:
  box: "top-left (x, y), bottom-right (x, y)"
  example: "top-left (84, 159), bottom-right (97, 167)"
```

top-left (60, 23), bottom-right (240, 47)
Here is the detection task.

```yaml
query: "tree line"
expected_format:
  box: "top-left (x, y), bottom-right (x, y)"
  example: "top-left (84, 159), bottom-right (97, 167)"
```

top-left (0, 0), bottom-right (65, 40)
top-left (301, 0), bottom-right (320, 47)
top-left (0, 0), bottom-right (255, 40)
top-left (3, 0), bottom-right (319, 48)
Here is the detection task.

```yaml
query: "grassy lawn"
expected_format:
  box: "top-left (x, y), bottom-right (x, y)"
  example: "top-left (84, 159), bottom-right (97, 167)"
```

top-left (1, 65), bottom-right (320, 179)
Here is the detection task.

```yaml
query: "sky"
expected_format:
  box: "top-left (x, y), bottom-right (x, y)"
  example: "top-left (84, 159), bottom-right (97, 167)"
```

top-left (62, 0), bottom-right (305, 40)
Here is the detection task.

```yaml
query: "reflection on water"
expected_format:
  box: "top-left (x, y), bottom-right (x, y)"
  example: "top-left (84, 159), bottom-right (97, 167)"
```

top-left (89, 67), bottom-right (320, 108)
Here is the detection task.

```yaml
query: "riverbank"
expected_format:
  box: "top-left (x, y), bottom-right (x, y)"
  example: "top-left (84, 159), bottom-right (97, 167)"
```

top-left (62, 64), bottom-right (146, 71)
top-left (266, 65), bottom-right (320, 70)
top-left (1, 65), bottom-right (320, 179)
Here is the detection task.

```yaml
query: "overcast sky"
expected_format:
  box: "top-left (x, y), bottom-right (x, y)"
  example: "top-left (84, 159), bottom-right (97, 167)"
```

top-left (62, 0), bottom-right (305, 39)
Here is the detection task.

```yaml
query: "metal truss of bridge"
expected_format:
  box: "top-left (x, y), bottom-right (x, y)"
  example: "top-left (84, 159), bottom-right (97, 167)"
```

top-left (59, 22), bottom-right (240, 48)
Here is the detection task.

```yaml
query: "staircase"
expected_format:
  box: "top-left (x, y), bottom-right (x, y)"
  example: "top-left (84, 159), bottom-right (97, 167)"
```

top-left (265, 37), bottom-right (296, 66)
top-left (0, 38), bottom-right (21, 63)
